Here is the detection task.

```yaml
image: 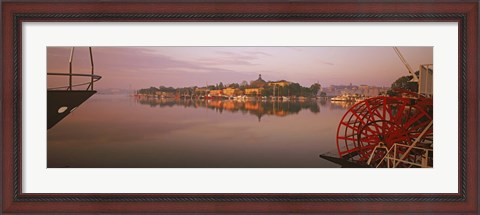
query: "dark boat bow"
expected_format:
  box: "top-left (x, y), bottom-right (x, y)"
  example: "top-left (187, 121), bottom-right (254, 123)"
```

top-left (47, 47), bottom-right (101, 129)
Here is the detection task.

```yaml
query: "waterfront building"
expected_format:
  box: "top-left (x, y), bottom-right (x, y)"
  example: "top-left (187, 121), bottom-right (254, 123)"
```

top-left (268, 80), bottom-right (290, 87)
top-left (245, 88), bottom-right (263, 95)
top-left (323, 84), bottom-right (390, 97)
top-left (209, 90), bottom-right (223, 96)
top-left (195, 87), bottom-right (209, 95)
top-left (250, 74), bottom-right (267, 88)
top-left (155, 91), bottom-right (175, 98)
top-left (245, 74), bottom-right (268, 96)
top-left (222, 87), bottom-right (238, 96)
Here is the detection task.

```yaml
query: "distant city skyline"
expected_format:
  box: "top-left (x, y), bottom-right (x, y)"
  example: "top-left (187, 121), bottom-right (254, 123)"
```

top-left (47, 47), bottom-right (433, 90)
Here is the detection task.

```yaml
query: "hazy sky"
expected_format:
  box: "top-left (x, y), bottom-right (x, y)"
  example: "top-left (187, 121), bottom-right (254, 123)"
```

top-left (47, 47), bottom-right (432, 90)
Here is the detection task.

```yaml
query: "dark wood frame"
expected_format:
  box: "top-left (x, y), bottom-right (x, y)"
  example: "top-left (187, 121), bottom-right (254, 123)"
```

top-left (2, 0), bottom-right (478, 213)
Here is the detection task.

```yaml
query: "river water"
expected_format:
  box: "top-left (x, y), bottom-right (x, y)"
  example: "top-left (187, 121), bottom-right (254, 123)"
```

top-left (47, 95), bottom-right (354, 168)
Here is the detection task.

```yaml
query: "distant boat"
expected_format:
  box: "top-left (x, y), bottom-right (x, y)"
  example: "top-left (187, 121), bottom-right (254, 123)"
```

top-left (331, 94), bottom-right (364, 102)
top-left (355, 97), bottom-right (365, 102)
top-left (331, 95), bottom-right (349, 101)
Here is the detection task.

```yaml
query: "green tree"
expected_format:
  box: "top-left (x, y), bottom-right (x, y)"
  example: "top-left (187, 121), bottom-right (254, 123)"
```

top-left (310, 83), bottom-right (321, 96)
top-left (391, 75), bottom-right (418, 93)
top-left (262, 85), bottom-right (273, 96)
top-left (228, 83), bottom-right (240, 88)
top-left (287, 83), bottom-right (302, 96)
top-left (138, 86), bottom-right (159, 95)
top-left (158, 86), bottom-right (175, 92)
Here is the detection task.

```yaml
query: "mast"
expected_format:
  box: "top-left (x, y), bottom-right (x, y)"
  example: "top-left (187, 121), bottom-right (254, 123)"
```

top-left (393, 47), bottom-right (419, 82)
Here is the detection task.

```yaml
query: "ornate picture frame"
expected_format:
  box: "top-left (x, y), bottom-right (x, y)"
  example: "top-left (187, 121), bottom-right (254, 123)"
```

top-left (2, 1), bottom-right (478, 213)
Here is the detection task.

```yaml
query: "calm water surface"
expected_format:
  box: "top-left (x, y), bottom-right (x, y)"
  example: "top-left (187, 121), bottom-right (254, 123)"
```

top-left (47, 95), bottom-right (354, 168)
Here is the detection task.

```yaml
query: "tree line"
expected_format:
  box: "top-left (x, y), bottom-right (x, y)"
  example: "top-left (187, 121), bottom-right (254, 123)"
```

top-left (137, 82), bottom-right (322, 97)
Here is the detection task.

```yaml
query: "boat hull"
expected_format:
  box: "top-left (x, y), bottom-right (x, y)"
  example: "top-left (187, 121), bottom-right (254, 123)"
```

top-left (47, 90), bottom-right (96, 129)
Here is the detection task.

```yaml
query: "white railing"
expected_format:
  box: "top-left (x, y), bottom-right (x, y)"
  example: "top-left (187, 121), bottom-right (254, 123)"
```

top-left (374, 143), bottom-right (432, 168)
top-left (369, 120), bottom-right (433, 168)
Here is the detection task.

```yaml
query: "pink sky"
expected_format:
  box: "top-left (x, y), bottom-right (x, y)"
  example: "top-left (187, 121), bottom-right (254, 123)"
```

top-left (47, 47), bottom-right (432, 90)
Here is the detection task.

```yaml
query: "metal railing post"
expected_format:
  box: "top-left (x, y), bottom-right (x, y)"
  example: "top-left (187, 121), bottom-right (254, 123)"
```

top-left (393, 144), bottom-right (397, 167)
top-left (89, 47), bottom-right (94, 90)
top-left (394, 120), bottom-right (433, 168)
top-left (68, 47), bottom-right (75, 90)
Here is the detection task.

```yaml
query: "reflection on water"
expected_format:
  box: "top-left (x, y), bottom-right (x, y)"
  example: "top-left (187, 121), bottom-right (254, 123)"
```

top-left (135, 97), bottom-right (329, 121)
top-left (47, 95), bottom-right (354, 168)
top-left (329, 100), bottom-right (356, 110)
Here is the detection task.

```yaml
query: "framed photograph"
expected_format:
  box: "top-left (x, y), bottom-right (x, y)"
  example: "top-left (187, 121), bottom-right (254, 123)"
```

top-left (2, 0), bottom-right (478, 213)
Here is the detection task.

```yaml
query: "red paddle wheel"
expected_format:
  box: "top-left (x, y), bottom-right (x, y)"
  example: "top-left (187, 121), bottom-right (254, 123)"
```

top-left (336, 91), bottom-right (433, 167)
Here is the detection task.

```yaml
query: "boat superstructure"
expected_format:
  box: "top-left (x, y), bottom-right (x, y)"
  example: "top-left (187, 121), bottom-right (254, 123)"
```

top-left (47, 47), bottom-right (101, 129)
